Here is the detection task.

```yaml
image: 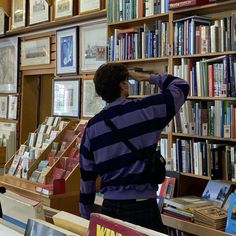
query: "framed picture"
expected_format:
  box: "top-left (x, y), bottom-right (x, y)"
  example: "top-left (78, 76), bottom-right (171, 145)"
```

top-left (56, 27), bottom-right (78, 75)
top-left (54, 0), bottom-right (76, 19)
top-left (53, 79), bottom-right (80, 117)
top-left (0, 96), bottom-right (8, 118)
top-left (12, 0), bottom-right (26, 29)
top-left (82, 77), bottom-right (105, 118)
top-left (0, 37), bottom-right (18, 93)
top-left (80, 21), bottom-right (107, 72)
top-left (8, 95), bottom-right (18, 119)
top-left (21, 37), bottom-right (50, 66)
top-left (29, 0), bottom-right (49, 25)
top-left (79, 0), bottom-right (101, 14)
top-left (0, 8), bottom-right (9, 35)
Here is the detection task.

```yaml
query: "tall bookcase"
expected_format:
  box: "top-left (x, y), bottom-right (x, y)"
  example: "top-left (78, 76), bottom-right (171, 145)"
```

top-left (107, 0), bottom-right (236, 235)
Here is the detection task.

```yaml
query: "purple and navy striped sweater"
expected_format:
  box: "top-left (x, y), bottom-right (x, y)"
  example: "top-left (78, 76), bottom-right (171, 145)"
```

top-left (79, 73), bottom-right (189, 219)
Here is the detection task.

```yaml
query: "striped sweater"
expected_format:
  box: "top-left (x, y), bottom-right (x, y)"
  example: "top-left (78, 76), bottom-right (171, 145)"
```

top-left (79, 73), bottom-right (189, 219)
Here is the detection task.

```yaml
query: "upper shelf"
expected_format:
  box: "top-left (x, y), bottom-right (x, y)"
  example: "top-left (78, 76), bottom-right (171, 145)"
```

top-left (170, 0), bottom-right (236, 16)
top-left (2, 10), bottom-right (106, 38)
top-left (108, 13), bottom-right (169, 28)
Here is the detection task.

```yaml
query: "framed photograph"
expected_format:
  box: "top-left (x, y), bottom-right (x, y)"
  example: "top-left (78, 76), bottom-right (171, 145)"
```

top-left (8, 95), bottom-right (18, 119)
top-left (82, 78), bottom-right (105, 118)
top-left (21, 37), bottom-right (50, 66)
top-left (12, 0), bottom-right (26, 29)
top-left (56, 27), bottom-right (78, 75)
top-left (0, 8), bottom-right (9, 35)
top-left (29, 0), bottom-right (49, 25)
top-left (79, 0), bottom-right (101, 14)
top-left (54, 0), bottom-right (76, 19)
top-left (0, 37), bottom-right (18, 93)
top-left (0, 96), bottom-right (8, 118)
top-left (80, 22), bottom-right (107, 72)
top-left (53, 79), bottom-right (80, 117)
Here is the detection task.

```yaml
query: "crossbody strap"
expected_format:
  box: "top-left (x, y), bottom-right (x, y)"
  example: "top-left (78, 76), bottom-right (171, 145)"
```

top-left (103, 118), bottom-right (143, 160)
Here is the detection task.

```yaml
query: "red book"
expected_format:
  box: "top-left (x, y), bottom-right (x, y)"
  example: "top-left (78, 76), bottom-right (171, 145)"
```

top-left (169, 0), bottom-right (210, 10)
top-left (88, 213), bottom-right (159, 236)
top-left (208, 64), bottom-right (214, 97)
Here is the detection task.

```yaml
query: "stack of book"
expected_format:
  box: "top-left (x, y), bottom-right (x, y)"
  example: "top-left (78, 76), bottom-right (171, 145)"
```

top-left (163, 180), bottom-right (233, 223)
top-left (193, 205), bottom-right (227, 230)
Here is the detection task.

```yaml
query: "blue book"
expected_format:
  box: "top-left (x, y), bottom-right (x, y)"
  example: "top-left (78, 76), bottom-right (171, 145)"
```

top-left (225, 193), bottom-right (236, 234)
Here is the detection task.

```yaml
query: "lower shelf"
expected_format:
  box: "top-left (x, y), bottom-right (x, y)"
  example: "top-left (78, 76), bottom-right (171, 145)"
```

top-left (161, 214), bottom-right (231, 236)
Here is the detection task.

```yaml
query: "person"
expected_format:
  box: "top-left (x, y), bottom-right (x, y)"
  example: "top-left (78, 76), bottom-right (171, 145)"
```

top-left (79, 63), bottom-right (189, 233)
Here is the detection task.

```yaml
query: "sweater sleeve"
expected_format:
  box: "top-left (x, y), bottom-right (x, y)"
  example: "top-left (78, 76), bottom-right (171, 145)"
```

top-left (145, 73), bottom-right (190, 129)
top-left (79, 128), bottom-right (98, 219)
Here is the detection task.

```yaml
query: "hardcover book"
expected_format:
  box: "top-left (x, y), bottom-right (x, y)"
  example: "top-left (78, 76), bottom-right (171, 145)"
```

top-left (225, 193), bottom-right (236, 234)
top-left (25, 218), bottom-right (79, 236)
top-left (88, 213), bottom-right (168, 236)
top-left (53, 211), bottom-right (89, 236)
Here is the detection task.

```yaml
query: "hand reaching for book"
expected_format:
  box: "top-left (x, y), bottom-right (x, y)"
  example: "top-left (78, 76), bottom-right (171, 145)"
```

top-left (128, 71), bottom-right (150, 81)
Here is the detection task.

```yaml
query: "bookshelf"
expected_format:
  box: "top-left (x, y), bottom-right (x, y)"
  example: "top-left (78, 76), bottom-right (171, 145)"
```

top-left (107, 0), bottom-right (236, 235)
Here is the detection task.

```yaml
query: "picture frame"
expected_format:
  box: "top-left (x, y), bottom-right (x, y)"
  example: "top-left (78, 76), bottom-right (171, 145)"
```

top-left (0, 96), bottom-right (8, 119)
top-left (56, 27), bottom-right (78, 75)
top-left (21, 37), bottom-right (50, 66)
top-left (8, 95), bottom-right (18, 120)
top-left (82, 77), bottom-right (105, 118)
top-left (0, 37), bottom-right (18, 93)
top-left (0, 8), bottom-right (9, 35)
top-left (79, 21), bottom-right (107, 72)
top-left (29, 0), bottom-right (49, 25)
top-left (53, 79), bottom-right (80, 117)
top-left (12, 0), bottom-right (26, 29)
top-left (79, 0), bottom-right (101, 14)
top-left (54, 0), bottom-right (77, 19)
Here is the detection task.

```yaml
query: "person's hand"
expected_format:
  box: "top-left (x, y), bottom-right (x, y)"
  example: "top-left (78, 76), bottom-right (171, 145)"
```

top-left (128, 71), bottom-right (150, 81)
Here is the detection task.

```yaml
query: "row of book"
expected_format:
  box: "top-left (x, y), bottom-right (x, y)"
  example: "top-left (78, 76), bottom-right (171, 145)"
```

top-left (107, 0), bottom-right (169, 23)
top-left (173, 14), bottom-right (236, 55)
top-left (0, 95), bottom-right (18, 120)
top-left (171, 139), bottom-right (236, 181)
top-left (108, 21), bottom-right (168, 61)
top-left (174, 100), bottom-right (236, 139)
top-left (174, 55), bottom-right (236, 98)
top-left (179, 100), bottom-right (236, 138)
top-left (128, 79), bottom-right (158, 95)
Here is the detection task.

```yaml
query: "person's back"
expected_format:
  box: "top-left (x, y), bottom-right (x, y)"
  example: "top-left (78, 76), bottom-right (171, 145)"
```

top-left (79, 63), bottom-right (189, 233)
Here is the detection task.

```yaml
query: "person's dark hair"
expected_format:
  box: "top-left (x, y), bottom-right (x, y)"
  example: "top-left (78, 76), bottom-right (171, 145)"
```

top-left (93, 63), bottom-right (128, 102)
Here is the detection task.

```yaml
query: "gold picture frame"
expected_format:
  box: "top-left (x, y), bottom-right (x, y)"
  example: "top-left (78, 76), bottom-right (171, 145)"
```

top-left (54, 0), bottom-right (77, 19)
top-left (12, 0), bottom-right (26, 29)
top-left (29, 0), bottom-right (50, 25)
top-left (78, 0), bottom-right (101, 15)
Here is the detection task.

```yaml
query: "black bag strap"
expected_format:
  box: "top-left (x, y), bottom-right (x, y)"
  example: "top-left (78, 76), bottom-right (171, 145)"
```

top-left (103, 118), bottom-right (143, 160)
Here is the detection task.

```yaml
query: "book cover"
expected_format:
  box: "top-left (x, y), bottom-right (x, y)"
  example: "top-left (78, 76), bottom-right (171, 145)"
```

top-left (202, 180), bottom-right (232, 208)
top-left (88, 213), bottom-right (167, 236)
top-left (53, 211), bottom-right (89, 236)
top-left (0, 190), bottom-right (44, 228)
top-left (225, 193), bottom-right (236, 234)
top-left (25, 218), bottom-right (79, 236)
top-left (164, 195), bottom-right (212, 210)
